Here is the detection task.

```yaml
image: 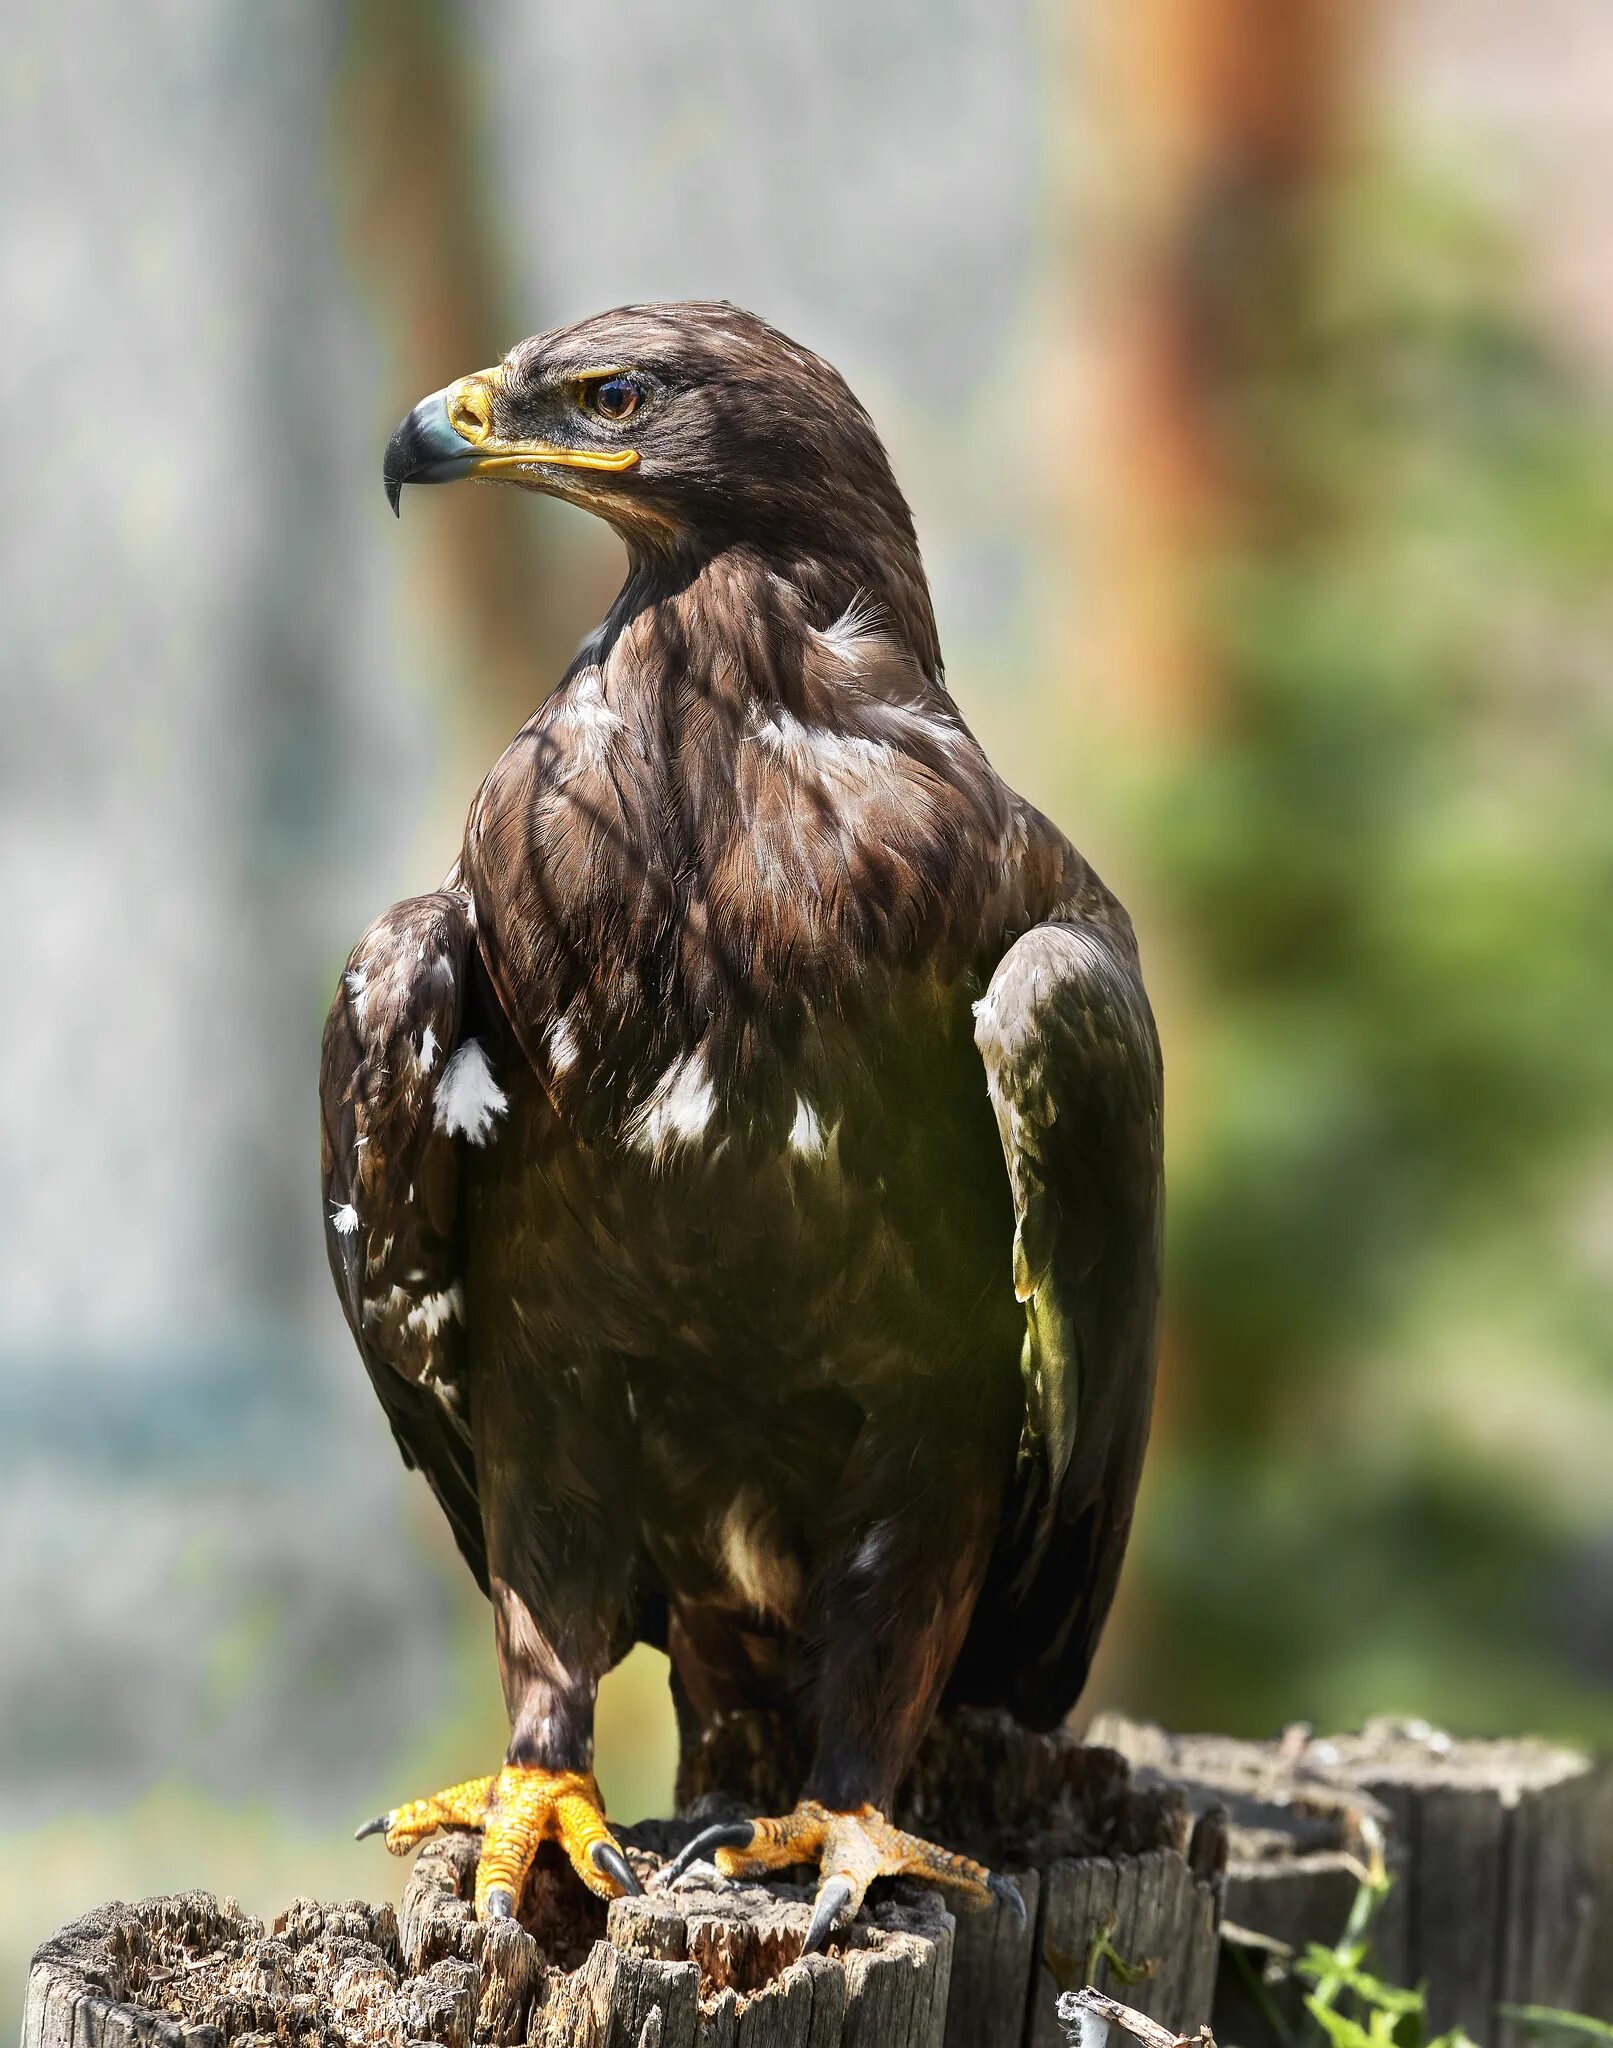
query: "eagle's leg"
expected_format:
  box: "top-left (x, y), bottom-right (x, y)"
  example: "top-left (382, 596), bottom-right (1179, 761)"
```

top-left (357, 1492), bottom-right (641, 1916)
top-left (469, 1458), bottom-right (644, 1919)
top-left (665, 1409), bottom-right (1024, 1951)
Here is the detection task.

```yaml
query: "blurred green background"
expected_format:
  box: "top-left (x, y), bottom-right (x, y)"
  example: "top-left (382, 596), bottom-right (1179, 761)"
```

top-left (4, 0), bottom-right (1611, 2022)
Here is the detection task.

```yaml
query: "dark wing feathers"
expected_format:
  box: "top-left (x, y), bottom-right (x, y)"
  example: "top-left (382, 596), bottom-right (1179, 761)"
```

top-left (319, 890), bottom-right (488, 1591)
top-left (962, 916), bottom-right (1163, 1725)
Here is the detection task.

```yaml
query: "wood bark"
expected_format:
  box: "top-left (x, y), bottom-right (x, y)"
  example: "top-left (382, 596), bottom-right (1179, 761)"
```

top-left (682, 1709), bottom-right (1224, 2045)
top-left (22, 1712), bottom-right (1223, 2048)
top-left (1093, 1713), bottom-right (1613, 2042)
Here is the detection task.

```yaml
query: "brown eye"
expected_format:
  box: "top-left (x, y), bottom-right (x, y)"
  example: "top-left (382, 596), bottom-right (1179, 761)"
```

top-left (583, 375), bottom-right (642, 422)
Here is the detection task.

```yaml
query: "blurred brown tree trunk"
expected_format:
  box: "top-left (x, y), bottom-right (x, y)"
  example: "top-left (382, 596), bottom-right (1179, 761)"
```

top-left (1057, 0), bottom-right (1371, 736)
top-left (329, 0), bottom-right (572, 836)
top-left (1051, 0), bottom-right (1377, 1705)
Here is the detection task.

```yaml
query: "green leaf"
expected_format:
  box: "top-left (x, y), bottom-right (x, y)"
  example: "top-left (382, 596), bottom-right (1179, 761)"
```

top-left (1367, 2006), bottom-right (1401, 2047)
top-left (1338, 1964), bottom-right (1425, 2018)
top-left (1497, 2007), bottom-right (1613, 2046)
top-left (1295, 1944), bottom-right (1425, 2018)
top-left (1305, 1995), bottom-right (1377, 2048)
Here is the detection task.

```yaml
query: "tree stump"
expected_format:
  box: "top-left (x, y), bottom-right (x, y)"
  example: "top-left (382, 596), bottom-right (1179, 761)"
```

top-left (23, 1713), bottom-right (1223, 2048)
top-left (681, 1709), bottom-right (1223, 2045)
top-left (1093, 1714), bottom-right (1613, 2042)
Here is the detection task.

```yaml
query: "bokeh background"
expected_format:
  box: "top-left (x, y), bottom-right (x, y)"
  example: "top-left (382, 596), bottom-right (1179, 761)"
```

top-left (5, 0), bottom-right (1612, 2019)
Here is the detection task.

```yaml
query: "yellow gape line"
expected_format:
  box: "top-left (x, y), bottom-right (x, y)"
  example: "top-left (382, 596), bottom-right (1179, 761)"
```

top-left (442, 367), bottom-right (643, 477)
top-left (357, 1763), bottom-right (638, 1918)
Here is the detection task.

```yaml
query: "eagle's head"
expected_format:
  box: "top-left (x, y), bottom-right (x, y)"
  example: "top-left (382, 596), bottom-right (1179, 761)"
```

top-left (383, 302), bottom-right (926, 602)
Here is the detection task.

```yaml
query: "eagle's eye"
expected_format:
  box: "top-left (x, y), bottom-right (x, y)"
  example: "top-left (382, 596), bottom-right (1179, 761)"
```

top-left (580, 374), bottom-right (643, 423)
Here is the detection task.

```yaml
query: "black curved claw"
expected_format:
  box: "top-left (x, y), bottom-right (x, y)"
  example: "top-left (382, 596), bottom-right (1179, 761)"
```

top-left (660, 1819), bottom-right (757, 1886)
top-left (592, 1840), bottom-right (643, 1897)
top-left (484, 1886), bottom-right (516, 1921)
top-left (802, 1875), bottom-right (855, 1956)
top-left (988, 1871), bottom-right (1028, 1926)
top-left (354, 1813), bottom-right (392, 1842)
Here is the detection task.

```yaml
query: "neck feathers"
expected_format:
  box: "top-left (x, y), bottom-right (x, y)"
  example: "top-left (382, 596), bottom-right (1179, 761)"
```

top-left (597, 542), bottom-right (945, 730)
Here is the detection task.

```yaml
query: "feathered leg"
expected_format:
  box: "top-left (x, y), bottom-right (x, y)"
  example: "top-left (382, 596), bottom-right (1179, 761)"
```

top-left (360, 1370), bottom-right (644, 1918)
top-left (664, 1401), bottom-right (1025, 1949)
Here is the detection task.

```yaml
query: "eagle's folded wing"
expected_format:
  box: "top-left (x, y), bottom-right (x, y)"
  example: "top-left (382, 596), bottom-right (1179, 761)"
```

top-left (967, 916), bottom-right (1164, 1724)
top-left (319, 890), bottom-right (489, 1589)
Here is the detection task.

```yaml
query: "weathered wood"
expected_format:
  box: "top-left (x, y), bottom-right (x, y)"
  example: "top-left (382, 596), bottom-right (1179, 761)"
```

top-left (1093, 1714), bottom-right (1613, 2042)
top-left (1089, 1714), bottom-right (1392, 2044)
top-left (1059, 1984), bottom-right (1214, 2048)
top-left (23, 1713), bottom-right (1224, 2047)
top-left (685, 1708), bottom-right (1223, 2044)
top-left (1029, 1848), bottom-right (1221, 2048)
top-left (23, 1893), bottom-right (414, 2048)
top-left (20, 1837), bottom-right (952, 2048)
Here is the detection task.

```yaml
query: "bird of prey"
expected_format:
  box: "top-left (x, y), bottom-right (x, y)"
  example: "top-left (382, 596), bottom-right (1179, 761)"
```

top-left (323, 303), bottom-right (1162, 1950)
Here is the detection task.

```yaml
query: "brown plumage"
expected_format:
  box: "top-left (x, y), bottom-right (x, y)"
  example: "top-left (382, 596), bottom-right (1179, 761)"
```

top-left (322, 303), bottom-right (1162, 1938)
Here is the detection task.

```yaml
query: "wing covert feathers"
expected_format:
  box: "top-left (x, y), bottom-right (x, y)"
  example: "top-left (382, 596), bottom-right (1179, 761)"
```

top-left (969, 918), bottom-right (1163, 1721)
top-left (319, 890), bottom-right (488, 1588)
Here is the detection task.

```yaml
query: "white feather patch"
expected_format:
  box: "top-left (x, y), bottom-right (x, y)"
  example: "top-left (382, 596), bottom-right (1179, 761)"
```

top-left (552, 668), bottom-right (625, 777)
top-left (626, 1049), bottom-right (716, 1161)
top-left (405, 1283), bottom-right (464, 1338)
top-left (971, 983), bottom-right (1003, 1035)
top-left (433, 1040), bottom-right (508, 1145)
top-left (331, 1203), bottom-right (359, 1236)
top-left (788, 1095), bottom-right (827, 1159)
top-left (815, 593), bottom-right (883, 663)
top-left (546, 1012), bottom-right (581, 1077)
top-left (749, 704), bottom-right (889, 778)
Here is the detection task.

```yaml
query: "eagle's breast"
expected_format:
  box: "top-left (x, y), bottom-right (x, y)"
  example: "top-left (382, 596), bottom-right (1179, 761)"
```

top-left (461, 605), bottom-right (1041, 1174)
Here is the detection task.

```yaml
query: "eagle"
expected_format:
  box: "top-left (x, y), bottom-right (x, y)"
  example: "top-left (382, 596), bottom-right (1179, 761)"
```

top-left (322, 302), bottom-right (1162, 1952)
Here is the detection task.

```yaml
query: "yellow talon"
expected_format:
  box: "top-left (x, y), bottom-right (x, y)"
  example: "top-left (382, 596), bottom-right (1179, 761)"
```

top-left (358, 1763), bottom-right (638, 1917)
top-left (368, 1773), bottom-right (498, 1851)
top-left (714, 1799), bottom-right (995, 1906)
top-left (478, 1765), bottom-right (641, 1914)
top-left (667, 1798), bottom-right (1020, 1954)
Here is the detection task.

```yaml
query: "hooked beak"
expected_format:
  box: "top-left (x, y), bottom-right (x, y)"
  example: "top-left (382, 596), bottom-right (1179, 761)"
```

top-left (383, 365), bottom-right (641, 515)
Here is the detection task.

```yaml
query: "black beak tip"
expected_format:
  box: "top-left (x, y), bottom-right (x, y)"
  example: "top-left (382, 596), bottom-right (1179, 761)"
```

top-left (384, 391), bottom-right (469, 518)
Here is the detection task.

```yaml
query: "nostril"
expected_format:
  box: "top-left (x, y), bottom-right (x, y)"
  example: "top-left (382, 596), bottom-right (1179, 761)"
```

top-left (450, 388), bottom-right (492, 442)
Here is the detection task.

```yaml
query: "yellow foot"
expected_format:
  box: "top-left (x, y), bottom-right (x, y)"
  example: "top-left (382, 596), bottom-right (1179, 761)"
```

top-left (356, 1764), bottom-right (640, 1918)
top-left (660, 1799), bottom-right (1024, 1954)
